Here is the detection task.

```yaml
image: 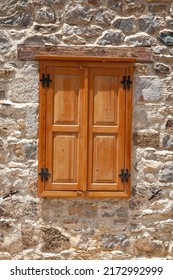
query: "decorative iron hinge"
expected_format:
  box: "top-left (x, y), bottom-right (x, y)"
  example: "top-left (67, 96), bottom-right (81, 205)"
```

top-left (40, 74), bottom-right (52, 88)
top-left (121, 76), bottom-right (132, 89)
top-left (38, 168), bottom-right (50, 181)
top-left (119, 169), bottom-right (131, 182)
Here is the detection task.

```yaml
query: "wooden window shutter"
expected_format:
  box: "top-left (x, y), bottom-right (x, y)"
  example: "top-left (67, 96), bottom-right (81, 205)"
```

top-left (38, 59), bottom-right (134, 198)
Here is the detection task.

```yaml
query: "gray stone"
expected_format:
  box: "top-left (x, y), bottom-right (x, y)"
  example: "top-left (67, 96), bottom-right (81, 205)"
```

top-left (154, 63), bottom-right (170, 74)
top-left (26, 105), bottom-right (38, 139)
top-left (63, 34), bottom-right (86, 45)
top-left (64, 5), bottom-right (93, 25)
top-left (163, 135), bottom-right (173, 150)
top-left (107, 0), bottom-right (122, 11)
top-left (39, 0), bottom-right (65, 7)
top-left (34, 24), bottom-right (58, 34)
top-left (97, 30), bottom-right (125, 45)
top-left (101, 233), bottom-right (127, 248)
top-left (158, 30), bottom-right (173, 46)
top-left (94, 8), bottom-right (115, 27)
top-left (35, 8), bottom-right (56, 24)
top-left (135, 76), bottom-right (162, 102)
top-left (62, 24), bottom-right (103, 39)
top-left (24, 142), bottom-right (37, 160)
top-left (139, 15), bottom-right (165, 34)
top-left (125, 33), bottom-right (156, 46)
top-left (160, 164), bottom-right (173, 181)
top-left (0, 31), bottom-right (11, 54)
top-left (113, 17), bottom-right (135, 33)
top-left (0, 13), bottom-right (32, 28)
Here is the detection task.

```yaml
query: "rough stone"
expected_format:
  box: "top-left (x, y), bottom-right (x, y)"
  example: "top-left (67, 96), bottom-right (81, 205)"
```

top-left (107, 0), bottom-right (122, 11)
top-left (0, 31), bottom-right (11, 54)
top-left (154, 63), bottom-right (170, 74)
top-left (136, 236), bottom-right (165, 255)
top-left (94, 8), bottom-right (115, 27)
top-left (35, 8), bottom-right (56, 23)
top-left (31, 0), bottom-right (65, 8)
top-left (62, 24), bottom-right (103, 39)
top-left (133, 132), bottom-right (159, 148)
top-left (139, 15), bottom-right (165, 34)
top-left (113, 17), bottom-right (135, 33)
top-left (64, 5), bottom-right (93, 25)
top-left (68, 203), bottom-right (98, 218)
top-left (41, 227), bottom-right (70, 252)
top-left (24, 142), bottom-right (37, 160)
top-left (165, 120), bottom-right (173, 130)
top-left (34, 24), bottom-right (58, 34)
top-left (166, 17), bottom-right (173, 29)
top-left (0, 13), bottom-right (32, 28)
top-left (0, 88), bottom-right (5, 99)
top-left (101, 233), bottom-right (127, 249)
top-left (149, 4), bottom-right (168, 13)
top-left (97, 30), bottom-right (125, 45)
top-left (21, 222), bottom-right (35, 249)
top-left (159, 163), bottom-right (173, 181)
top-left (158, 30), bottom-right (173, 46)
top-left (122, 1), bottom-right (146, 16)
top-left (63, 34), bottom-right (86, 45)
top-left (125, 33), bottom-right (156, 46)
top-left (135, 76), bottom-right (162, 102)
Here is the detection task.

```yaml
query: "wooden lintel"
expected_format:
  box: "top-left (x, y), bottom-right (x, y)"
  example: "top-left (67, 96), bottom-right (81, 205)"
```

top-left (17, 44), bottom-right (153, 63)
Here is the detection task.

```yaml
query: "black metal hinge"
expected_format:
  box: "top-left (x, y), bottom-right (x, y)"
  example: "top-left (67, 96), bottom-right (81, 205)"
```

top-left (40, 74), bottom-right (52, 88)
top-left (119, 169), bottom-right (131, 182)
top-left (121, 76), bottom-right (132, 89)
top-left (38, 168), bottom-right (50, 181)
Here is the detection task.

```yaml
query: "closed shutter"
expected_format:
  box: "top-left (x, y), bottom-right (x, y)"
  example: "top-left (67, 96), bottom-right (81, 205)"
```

top-left (38, 60), bottom-right (133, 198)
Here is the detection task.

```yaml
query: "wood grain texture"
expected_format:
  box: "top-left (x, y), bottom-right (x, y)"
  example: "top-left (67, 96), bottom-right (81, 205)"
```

top-left (17, 44), bottom-right (153, 62)
top-left (38, 60), bottom-right (133, 198)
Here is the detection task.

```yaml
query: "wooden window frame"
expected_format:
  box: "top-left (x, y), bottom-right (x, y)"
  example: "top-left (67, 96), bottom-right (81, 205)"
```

top-left (37, 56), bottom-right (135, 198)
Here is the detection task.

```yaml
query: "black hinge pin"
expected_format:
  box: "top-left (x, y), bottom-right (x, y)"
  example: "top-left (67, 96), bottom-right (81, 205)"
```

top-left (119, 169), bottom-right (131, 182)
top-left (121, 76), bottom-right (132, 89)
top-left (39, 168), bottom-right (50, 181)
top-left (40, 74), bottom-right (52, 88)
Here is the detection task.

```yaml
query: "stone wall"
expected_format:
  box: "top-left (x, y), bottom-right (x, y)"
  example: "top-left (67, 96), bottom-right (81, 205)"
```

top-left (0, 0), bottom-right (173, 260)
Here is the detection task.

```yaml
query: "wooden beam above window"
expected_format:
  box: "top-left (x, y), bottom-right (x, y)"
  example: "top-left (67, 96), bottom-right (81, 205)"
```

top-left (17, 44), bottom-right (153, 63)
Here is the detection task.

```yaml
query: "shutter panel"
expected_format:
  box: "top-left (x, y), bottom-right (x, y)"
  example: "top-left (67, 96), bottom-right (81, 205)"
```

top-left (38, 60), bottom-right (133, 198)
top-left (44, 66), bottom-right (87, 192)
top-left (88, 67), bottom-right (126, 192)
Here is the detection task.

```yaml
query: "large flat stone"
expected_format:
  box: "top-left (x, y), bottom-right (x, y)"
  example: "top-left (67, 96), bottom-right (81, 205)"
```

top-left (135, 76), bottom-right (162, 102)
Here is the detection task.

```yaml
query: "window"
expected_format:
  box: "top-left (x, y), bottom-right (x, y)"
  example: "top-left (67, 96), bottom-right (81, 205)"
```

top-left (38, 58), bottom-right (134, 198)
